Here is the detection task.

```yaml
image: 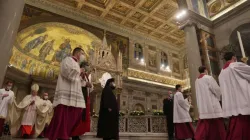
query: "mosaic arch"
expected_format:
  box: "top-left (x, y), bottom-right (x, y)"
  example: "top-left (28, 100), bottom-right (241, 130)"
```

top-left (9, 22), bottom-right (102, 78)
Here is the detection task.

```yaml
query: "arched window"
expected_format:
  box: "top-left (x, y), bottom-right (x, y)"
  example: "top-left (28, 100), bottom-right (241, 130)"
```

top-left (161, 52), bottom-right (168, 67)
top-left (134, 43), bottom-right (143, 60)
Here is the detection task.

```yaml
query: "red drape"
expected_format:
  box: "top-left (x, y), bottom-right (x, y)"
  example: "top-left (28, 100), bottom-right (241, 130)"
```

top-left (175, 122), bottom-right (194, 139)
top-left (195, 118), bottom-right (226, 140)
top-left (71, 96), bottom-right (91, 136)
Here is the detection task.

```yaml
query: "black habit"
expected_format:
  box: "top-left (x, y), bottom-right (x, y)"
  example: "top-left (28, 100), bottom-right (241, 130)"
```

top-left (97, 78), bottom-right (119, 139)
top-left (163, 97), bottom-right (174, 139)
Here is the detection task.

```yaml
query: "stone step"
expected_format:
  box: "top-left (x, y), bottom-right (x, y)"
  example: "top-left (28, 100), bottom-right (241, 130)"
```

top-left (82, 132), bottom-right (168, 140)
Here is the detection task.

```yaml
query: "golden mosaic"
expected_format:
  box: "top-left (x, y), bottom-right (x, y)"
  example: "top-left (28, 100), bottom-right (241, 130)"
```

top-left (9, 22), bottom-right (102, 78)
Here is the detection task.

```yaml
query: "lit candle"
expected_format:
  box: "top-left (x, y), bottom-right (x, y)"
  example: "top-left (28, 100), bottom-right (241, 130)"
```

top-left (237, 31), bottom-right (246, 57)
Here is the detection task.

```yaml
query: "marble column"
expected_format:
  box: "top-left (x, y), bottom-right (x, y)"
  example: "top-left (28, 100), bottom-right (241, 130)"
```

top-left (183, 21), bottom-right (202, 120)
top-left (143, 45), bottom-right (149, 70)
top-left (129, 39), bottom-right (135, 63)
top-left (156, 49), bottom-right (161, 73)
top-left (0, 0), bottom-right (25, 86)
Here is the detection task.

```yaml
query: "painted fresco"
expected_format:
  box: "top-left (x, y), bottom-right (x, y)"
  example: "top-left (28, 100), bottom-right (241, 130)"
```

top-left (106, 32), bottom-right (129, 69)
top-left (10, 22), bottom-right (102, 78)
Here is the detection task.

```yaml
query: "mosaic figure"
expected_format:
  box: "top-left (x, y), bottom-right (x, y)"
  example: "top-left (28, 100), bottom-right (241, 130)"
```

top-left (39, 40), bottom-right (55, 59)
top-left (53, 39), bottom-right (72, 62)
top-left (24, 34), bottom-right (48, 52)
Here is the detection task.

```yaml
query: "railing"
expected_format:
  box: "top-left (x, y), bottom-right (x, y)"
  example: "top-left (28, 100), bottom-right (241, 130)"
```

top-left (91, 116), bottom-right (167, 133)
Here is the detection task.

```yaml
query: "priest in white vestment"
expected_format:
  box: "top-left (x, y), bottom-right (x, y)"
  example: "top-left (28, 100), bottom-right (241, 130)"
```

top-left (46, 47), bottom-right (86, 140)
top-left (219, 52), bottom-right (250, 139)
top-left (195, 66), bottom-right (226, 140)
top-left (173, 84), bottom-right (194, 140)
top-left (0, 81), bottom-right (14, 137)
top-left (8, 84), bottom-right (53, 138)
top-left (39, 92), bottom-right (53, 138)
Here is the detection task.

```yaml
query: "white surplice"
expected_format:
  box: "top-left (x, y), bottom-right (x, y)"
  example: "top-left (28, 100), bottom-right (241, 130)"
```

top-left (53, 57), bottom-right (85, 108)
top-left (0, 89), bottom-right (14, 119)
top-left (219, 62), bottom-right (250, 117)
top-left (174, 91), bottom-right (192, 123)
top-left (195, 75), bottom-right (223, 119)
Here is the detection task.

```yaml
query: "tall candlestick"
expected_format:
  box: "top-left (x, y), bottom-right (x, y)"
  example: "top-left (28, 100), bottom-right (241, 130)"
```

top-left (237, 31), bottom-right (246, 57)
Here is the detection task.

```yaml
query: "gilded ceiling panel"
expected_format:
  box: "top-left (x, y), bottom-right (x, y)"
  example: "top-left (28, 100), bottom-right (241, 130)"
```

top-left (140, 0), bottom-right (161, 12)
top-left (105, 14), bottom-right (123, 23)
top-left (130, 12), bottom-right (145, 22)
top-left (85, 0), bottom-right (109, 8)
top-left (111, 3), bottom-right (131, 16)
top-left (137, 26), bottom-right (152, 34)
top-left (81, 5), bottom-right (103, 16)
top-left (124, 21), bottom-right (137, 28)
top-left (151, 32), bottom-right (164, 38)
top-left (144, 17), bottom-right (163, 29)
top-left (120, 0), bottom-right (139, 7)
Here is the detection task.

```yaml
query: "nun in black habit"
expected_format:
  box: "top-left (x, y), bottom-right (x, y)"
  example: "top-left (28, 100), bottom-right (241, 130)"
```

top-left (97, 78), bottom-right (119, 140)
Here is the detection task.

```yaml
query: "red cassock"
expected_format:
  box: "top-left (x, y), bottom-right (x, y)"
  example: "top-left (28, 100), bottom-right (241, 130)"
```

top-left (175, 122), bottom-right (194, 139)
top-left (71, 96), bottom-right (91, 136)
top-left (227, 115), bottom-right (250, 140)
top-left (21, 125), bottom-right (34, 136)
top-left (195, 118), bottom-right (226, 140)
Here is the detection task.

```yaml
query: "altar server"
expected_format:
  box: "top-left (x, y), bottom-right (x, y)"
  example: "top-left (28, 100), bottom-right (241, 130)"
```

top-left (219, 52), bottom-right (250, 140)
top-left (0, 81), bottom-right (14, 137)
top-left (195, 66), bottom-right (226, 140)
top-left (174, 84), bottom-right (194, 140)
top-left (46, 47), bottom-right (86, 140)
top-left (72, 62), bottom-right (94, 140)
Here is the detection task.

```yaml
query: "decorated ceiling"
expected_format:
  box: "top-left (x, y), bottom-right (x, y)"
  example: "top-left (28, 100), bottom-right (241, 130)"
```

top-left (27, 0), bottom-right (185, 48)
top-left (9, 22), bottom-right (101, 78)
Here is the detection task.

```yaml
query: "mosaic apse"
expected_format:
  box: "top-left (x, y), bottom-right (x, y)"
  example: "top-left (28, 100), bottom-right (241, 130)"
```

top-left (10, 22), bottom-right (101, 78)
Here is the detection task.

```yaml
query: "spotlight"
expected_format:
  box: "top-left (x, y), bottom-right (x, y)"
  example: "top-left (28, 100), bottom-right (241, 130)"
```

top-left (176, 9), bottom-right (187, 19)
top-left (140, 58), bottom-right (144, 63)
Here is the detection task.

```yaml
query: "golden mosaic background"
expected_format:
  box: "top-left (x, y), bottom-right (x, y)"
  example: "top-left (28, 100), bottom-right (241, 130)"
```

top-left (9, 22), bottom-right (101, 78)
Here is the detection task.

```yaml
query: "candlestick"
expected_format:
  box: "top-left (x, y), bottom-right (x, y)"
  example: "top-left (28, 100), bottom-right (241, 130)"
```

top-left (241, 57), bottom-right (248, 64)
top-left (237, 31), bottom-right (246, 57)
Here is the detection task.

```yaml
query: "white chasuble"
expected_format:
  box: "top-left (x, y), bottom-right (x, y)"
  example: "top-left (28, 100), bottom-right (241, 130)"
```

top-left (0, 89), bottom-right (14, 119)
top-left (219, 62), bottom-right (250, 117)
top-left (195, 75), bottom-right (223, 119)
top-left (8, 95), bottom-right (53, 137)
top-left (174, 91), bottom-right (192, 123)
top-left (53, 57), bottom-right (85, 108)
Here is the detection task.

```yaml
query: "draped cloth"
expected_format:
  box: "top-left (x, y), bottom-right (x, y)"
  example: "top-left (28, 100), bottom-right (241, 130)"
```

top-left (7, 95), bottom-right (53, 138)
top-left (71, 96), bottom-right (91, 136)
top-left (175, 123), bottom-right (194, 139)
top-left (45, 105), bottom-right (82, 140)
top-left (226, 115), bottom-right (250, 140)
top-left (195, 118), bottom-right (226, 140)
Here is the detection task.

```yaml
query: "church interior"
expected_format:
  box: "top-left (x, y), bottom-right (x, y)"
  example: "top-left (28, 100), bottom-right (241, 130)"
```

top-left (1, 0), bottom-right (250, 139)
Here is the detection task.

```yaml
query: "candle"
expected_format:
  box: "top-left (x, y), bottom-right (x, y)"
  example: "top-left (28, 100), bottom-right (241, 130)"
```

top-left (237, 31), bottom-right (246, 57)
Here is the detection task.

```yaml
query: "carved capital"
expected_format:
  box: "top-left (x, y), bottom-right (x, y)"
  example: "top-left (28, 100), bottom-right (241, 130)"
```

top-left (179, 19), bottom-right (199, 30)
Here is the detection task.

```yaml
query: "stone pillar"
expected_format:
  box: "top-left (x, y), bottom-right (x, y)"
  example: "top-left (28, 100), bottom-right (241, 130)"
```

top-left (182, 21), bottom-right (202, 120)
top-left (0, 0), bottom-right (25, 86)
top-left (156, 49), bottom-right (161, 73)
top-left (143, 45), bottom-right (149, 70)
top-left (168, 52), bottom-right (173, 76)
top-left (129, 39), bottom-right (135, 63)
